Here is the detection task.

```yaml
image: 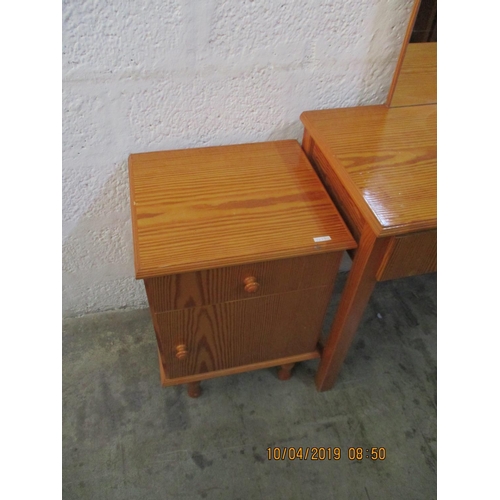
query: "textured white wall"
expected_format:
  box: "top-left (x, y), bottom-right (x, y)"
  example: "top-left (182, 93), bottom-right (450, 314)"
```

top-left (62, 0), bottom-right (413, 316)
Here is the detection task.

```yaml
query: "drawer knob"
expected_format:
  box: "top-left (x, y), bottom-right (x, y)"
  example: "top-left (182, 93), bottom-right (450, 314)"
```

top-left (176, 344), bottom-right (188, 360)
top-left (243, 276), bottom-right (260, 293)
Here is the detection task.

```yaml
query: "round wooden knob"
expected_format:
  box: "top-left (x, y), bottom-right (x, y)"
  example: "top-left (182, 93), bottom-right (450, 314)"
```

top-left (176, 344), bottom-right (188, 359)
top-left (243, 276), bottom-right (260, 293)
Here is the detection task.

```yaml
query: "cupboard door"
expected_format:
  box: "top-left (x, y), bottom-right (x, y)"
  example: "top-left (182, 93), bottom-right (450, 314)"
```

top-left (156, 287), bottom-right (332, 379)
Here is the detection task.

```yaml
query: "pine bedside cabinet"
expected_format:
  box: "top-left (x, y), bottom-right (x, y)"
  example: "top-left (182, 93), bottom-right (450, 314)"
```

top-left (128, 140), bottom-right (356, 397)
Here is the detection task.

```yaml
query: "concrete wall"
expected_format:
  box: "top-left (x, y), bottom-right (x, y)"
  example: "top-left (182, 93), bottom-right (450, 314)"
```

top-left (62, 0), bottom-right (413, 316)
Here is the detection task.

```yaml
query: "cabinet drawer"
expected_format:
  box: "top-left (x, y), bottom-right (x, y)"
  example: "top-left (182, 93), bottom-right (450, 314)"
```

top-left (155, 286), bottom-right (332, 379)
top-left (377, 230), bottom-right (437, 281)
top-left (145, 252), bottom-right (341, 313)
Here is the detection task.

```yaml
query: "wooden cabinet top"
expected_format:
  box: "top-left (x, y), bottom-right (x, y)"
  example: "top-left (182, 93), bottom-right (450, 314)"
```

top-left (300, 105), bottom-right (436, 236)
top-left (390, 42), bottom-right (436, 108)
top-left (129, 140), bottom-right (356, 278)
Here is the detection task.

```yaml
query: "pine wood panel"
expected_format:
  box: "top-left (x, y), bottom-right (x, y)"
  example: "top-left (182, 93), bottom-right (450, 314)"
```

top-left (390, 42), bottom-right (436, 108)
top-left (157, 348), bottom-right (320, 387)
top-left (156, 287), bottom-right (333, 379)
top-left (302, 130), bottom-right (365, 241)
top-left (129, 140), bottom-right (356, 279)
top-left (315, 228), bottom-right (391, 391)
top-left (376, 229), bottom-right (437, 281)
top-left (145, 252), bottom-right (341, 313)
top-left (300, 105), bottom-right (436, 236)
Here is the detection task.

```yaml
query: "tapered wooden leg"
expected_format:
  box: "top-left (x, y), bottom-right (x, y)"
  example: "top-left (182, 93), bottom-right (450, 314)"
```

top-left (315, 229), bottom-right (390, 391)
top-left (187, 381), bottom-right (201, 398)
top-left (277, 363), bottom-right (295, 380)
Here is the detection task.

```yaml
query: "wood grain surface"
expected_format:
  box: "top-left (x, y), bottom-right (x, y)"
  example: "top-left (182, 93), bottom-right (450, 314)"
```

top-left (315, 228), bottom-right (391, 391)
top-left (390, 42), bottom-right (436, 108)
top-left (302, 130), bottom-right (365, 241)
top-left (157, 348), bottom-right (320, 387)
top-left (155, 286), bottom-right (333, 379)
top-left (144, 252), bottom-right (340, 313)
top-left (129, 140), bottom-right (355, 278)
top-left (376, 229), bottom-right (437, 281)
top-left (300, 105), bottom-right (436, 236)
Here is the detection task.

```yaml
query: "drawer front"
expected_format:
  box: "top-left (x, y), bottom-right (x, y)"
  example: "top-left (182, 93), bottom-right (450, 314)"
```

top-left (377, 230), bottom-right (437, 281)
top-left (156, 287), bottom-right (332, 379)
top-left (145, 252), bottom-right (341, 313)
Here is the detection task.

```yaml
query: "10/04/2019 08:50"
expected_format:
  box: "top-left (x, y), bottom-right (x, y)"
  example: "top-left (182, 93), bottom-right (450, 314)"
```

top-left (266, 447), bottom-right (386, 461)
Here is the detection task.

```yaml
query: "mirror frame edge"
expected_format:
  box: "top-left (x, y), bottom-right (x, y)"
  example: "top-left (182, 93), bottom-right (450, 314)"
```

top-left (385, 0), bottom-right (422, 107)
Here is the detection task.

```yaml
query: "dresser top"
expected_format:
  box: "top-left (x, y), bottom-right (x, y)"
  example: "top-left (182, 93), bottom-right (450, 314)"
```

top-left (129, 140), bottom-right (355, 278)
top-left (390, 42), bottom-right (436, 108)
top-left (301, 105), bottom-right (436, 236)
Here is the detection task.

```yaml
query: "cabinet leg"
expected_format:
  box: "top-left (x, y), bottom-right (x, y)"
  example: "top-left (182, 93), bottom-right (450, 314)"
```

top-left (315, 229), bottom-right (389, 391)
top-left (277, 363), bottom-right (295, 381)
top-left (187, 381), bottom-right (201, 398)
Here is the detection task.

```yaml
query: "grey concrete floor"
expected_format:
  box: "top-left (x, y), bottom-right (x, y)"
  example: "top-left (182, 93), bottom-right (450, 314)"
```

top-left (63, 272), bottom-right (436, 500)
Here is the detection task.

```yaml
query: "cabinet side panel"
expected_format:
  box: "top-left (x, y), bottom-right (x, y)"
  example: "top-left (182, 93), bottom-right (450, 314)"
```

top-left (305, 139), bottom-right (364, 241)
